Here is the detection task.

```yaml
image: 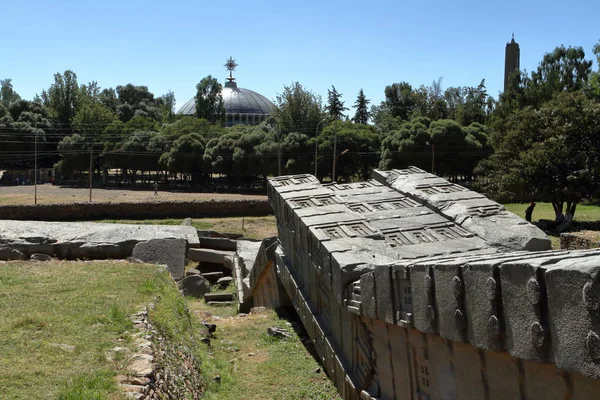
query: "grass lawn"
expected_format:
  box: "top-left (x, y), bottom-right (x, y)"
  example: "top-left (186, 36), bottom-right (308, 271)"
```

top-left (0, 260), bottom-right (170, 400)
top-left (504, 202), bottom-right (600, 223)
top-left (97, 216), bottom-right (278, 239)
top-left (189, 300), bottom-right (340, 400)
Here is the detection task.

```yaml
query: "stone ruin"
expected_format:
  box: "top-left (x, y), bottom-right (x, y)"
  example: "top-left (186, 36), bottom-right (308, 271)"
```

top-left (5, 166), bottom-right (600, 399)
top-left (264, 167), bottom-right (600, 400)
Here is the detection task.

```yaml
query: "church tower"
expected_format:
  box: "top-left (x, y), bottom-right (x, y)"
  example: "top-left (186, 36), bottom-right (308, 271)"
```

top-left (504, 34), bottom-right (520, 92)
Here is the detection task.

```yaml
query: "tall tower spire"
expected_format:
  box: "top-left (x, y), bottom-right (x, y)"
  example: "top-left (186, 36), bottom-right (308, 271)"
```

top-left (504, 34), bottom-right (520, 92)
top-left (224, 57), bottom-right (238, 88)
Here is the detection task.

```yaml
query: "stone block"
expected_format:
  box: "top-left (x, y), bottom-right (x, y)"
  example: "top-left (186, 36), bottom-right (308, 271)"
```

top-left (359, 272), bottom-right (377, 319)
top-left (500, 260), bottom-right (550, 362)
top-left (200, 271), bottom-right (224, 283)
top-left (373, 265), bottom-right (393, 323)
top-left (545, 256), bottom-right (600, 378)
top-left (427, 334), bottom-right (456, 400)
top-left (523, 360), bottom-right (570, 400)
top-left (0, 247), bottom-right (26, 260)
top-left (410, 263), bottom-right (437, 334)
top-left (199, 237), bottom-right (237, 251)
top-left (486, 351), bottom-right (520, 400)
top-left (204, 292), bottom-right (234, 302)
top-left (132, 238), bottom-right (186, 280)
top-left (453, 342), bottom-right (486, 400)
top-left (179, 275), bottom-right (210, 298)
top-left (30, 253), bottom-right (52, 261)
top-left (387, 325), bottom-right (411, 399)
top-left (187, 248), bottom-right (235, 266)
top-left (433, 262), bottom-right (466, 342)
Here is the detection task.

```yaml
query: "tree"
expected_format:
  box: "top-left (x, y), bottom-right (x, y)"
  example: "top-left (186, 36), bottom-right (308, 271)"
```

top-left (73, 102), bottom-right (117, 141)
top-left (46, 70), bottom-right (80, 126)
top-left (476, 91), bottom-right (600, 231)
top-left (195, 75), bottom-right (225, 124)
top-left (383, 82), bottom-right (415, 121)
top-left (352, 89), bottom-right (372, 124)
top-left (273, 82), bottom-right (324, 135)
top-left (0, 79), bottom-right (21, 107)
top-left (325, 86), bottom-right (349, 121)
top-left (159, 90), bottom-right (176, 122)
top-left (318, 121), bottom-right (380, 181)
top-left (159, 133), bottom-right (205, 183)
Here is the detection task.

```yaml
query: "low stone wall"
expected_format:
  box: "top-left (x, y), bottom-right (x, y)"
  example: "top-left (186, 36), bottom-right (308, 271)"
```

top-left (0, 199), bottom-right (272, 221)
top-left (560, 231), bottom-right (600, 250)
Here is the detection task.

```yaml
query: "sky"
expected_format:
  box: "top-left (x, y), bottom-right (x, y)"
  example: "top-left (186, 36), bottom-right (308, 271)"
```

top-left (2, 0), bottom-right (599, 113)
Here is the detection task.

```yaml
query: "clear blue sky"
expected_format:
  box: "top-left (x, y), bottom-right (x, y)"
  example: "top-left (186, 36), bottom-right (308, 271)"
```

top-left (3, 0), bottom-right (599, 112)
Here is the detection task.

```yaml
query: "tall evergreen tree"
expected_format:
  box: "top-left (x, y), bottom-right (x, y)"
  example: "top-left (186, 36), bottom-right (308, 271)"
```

top-left (352, 89), bottom-right (371, 124)
top-left (325, 86), bottom-right (349, 121)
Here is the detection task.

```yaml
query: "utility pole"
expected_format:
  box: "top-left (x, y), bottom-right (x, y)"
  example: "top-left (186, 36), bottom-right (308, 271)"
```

top-left (34, 131), bottom-right (37, 205)
top-left (332, 125), bottom-right (338, 183)
top-left (89, 145), bottom-right (93, 202)
top-left (315, 118), bottom-right (327, 178)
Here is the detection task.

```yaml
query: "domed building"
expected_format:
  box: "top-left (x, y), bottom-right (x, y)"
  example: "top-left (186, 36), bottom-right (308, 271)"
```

top-left (178, 58), bottom-right (275, 126)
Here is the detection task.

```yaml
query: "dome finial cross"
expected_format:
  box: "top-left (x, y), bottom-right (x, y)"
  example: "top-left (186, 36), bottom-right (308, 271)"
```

top-left (225, 57), bottom-right (238, 82)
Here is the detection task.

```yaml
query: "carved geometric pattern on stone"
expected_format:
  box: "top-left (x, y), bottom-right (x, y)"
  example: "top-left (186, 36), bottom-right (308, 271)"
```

top-left (348, 203), bottom-right (370, 213)
top-left (415, 182), bottom-right (468, 195)
top-left (465, 204), bottom-right (505, 217)
top-left (322, 225), bottom-right (346, 240)
top-left (347, 281), bottom-right (362, 315)
top-left (291, 194), bottom-right (340, 209)
top-left (315, 220), bottom-right (376, 240)
top-left (270, 174), bottom-right (319, 187)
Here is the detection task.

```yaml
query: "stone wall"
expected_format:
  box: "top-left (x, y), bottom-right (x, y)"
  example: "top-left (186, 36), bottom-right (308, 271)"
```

top-left (561, 231), bottom-right (600, 250)
top-left (0, 199), bottom-right (271, 221)
top-left (265, 168), bottom-right (600, 400)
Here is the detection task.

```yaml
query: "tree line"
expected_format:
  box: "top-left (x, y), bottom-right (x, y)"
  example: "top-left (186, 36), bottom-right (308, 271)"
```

top-left (2, 39), bottom-right (600, 228)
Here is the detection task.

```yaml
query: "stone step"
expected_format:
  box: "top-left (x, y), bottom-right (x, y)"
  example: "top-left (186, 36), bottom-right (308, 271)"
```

top-left (204, 292), bottom-right (235, 302)
top-left (217, 276), bottom-right (234, 287)
top-left (207, 301), bottom-right (233, 307)
top-left (201, 271), bottom-right (224, 283)
top-left (347, 299), bottom-right (361, 309)
top-left (351, 293), bottom-right (361, 301)
top-left (199, 237), bottom-right (238, 251)
top-left (188, 248), bottom-right (235, 266)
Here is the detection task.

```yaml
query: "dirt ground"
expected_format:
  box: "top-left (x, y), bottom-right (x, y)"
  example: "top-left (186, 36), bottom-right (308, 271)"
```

top-left (0, 184), bottom-right (267, 205)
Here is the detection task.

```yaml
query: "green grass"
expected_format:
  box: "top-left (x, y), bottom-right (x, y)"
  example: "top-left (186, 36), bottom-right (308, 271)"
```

top-left (189, 299), bottom-right (340, 400)
top-left (504, 202), bottom-right (600, 223)
top-left (96, 216), bottom-right (277, 239)
top-left (0, 261), bottom-right (178, 400)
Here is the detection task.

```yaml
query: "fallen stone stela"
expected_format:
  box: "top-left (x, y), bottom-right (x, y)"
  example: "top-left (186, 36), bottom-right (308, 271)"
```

top-left (267, 168), bottom-right (600, 400)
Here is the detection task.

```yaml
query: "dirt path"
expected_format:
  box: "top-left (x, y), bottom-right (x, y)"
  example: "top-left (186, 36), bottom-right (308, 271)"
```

top-left (0, 184), bottom-right (266, 205)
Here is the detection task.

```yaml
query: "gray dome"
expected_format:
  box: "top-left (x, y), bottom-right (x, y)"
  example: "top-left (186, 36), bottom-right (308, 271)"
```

top-left (177, 84), bottom-right (275, 126)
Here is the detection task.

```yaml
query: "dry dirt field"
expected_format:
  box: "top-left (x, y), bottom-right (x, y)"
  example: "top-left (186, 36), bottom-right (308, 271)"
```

top-left (0, 184), bottom-right (267, 205)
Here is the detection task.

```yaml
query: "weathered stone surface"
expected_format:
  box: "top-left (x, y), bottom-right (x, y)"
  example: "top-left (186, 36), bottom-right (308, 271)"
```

top-left (185, 267), bottom-right (201, 276)
top-left (200, 271), bottom-right (224, 283)
top-left (217, 276), bottom-right (234, 287)
top-left (204, 292), bottom-right (235, 302)
top-left (30, 253), bottom-right (53, 261)
top-left (0, 220), bottom-right (199, 259)
top-left (188, 248), bottom-right (235, 266)
top-left (199, 237), bottom-right (238, 251)
top-left (132, 238), bottom-right (186, 280)
top-left (545, 256), bottom-right (600, 379)
top-left (181, 217), bottom-right (192, 226)
top-left (127, 354), bottom-right (154, 377)
top-left (179, 275), bottom-right (211, 298)
top-left (266, 171), bottom-right (600, 400)
top-left (0, 247), bottom-right (26, 260)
